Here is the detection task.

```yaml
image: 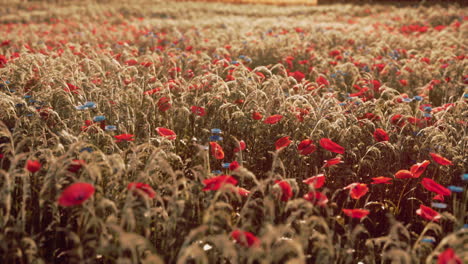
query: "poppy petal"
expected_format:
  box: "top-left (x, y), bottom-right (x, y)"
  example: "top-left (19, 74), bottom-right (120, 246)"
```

top-left (156, 127), bottom-right (177, 140)
top-left (421, 178), bottom-right (451, 196)
top-left (303, 174), bottom-right (325, 189)
top-left (58, 182), bottom-right (95, 207)
top-left (429, 153), bottom-right (453, 166)
top-left (342, 208), bottom-right (370, 219)
top-left (416, 204), bottom-right (441, 221)
top-left (319, 138), bottom-right (345, 154)
top-left (275, 136), bottom-right (291, 150)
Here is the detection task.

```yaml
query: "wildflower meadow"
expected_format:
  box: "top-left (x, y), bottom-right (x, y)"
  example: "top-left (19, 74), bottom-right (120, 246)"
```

top-left (0, 0), bottom-right (466, 263)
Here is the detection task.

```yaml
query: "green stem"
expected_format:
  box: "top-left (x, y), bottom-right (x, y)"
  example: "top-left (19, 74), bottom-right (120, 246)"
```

top-left (396, 180), bottom-right (409, 215)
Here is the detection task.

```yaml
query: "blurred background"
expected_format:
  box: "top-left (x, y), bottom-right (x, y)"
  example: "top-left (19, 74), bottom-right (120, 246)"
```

top-left (171, 0), bottom-right (467, 6)
top-left (1, 0), bottom-right (466, 5)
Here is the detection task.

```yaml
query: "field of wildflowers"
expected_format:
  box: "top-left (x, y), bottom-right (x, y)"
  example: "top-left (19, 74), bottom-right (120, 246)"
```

top-left (0, 1), bottom-right (467, 263)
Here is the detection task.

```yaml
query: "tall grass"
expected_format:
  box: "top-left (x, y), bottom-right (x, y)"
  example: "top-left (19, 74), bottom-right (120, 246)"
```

top-left (0, 0), bottom-right (466, 263)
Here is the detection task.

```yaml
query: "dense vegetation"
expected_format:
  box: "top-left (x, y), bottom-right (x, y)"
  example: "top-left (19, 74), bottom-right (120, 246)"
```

top-left (0, 1), bottom-right (466, 263)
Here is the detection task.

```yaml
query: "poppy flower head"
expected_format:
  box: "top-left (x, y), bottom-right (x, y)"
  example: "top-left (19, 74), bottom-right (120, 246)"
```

top-left (233, 140), bottom-right (246, 153)
top-left (191, 106), bottom-right (206, 116)
top-left (421, 178), bottom-right (451, 196)
top-left (274, 180), bottom-right (293, 202)
top-left (371, 176), bottom-right (392, 184)
top-left (236, 187), bottom-right (250, 197)
top-left (391, 114), bottom-right (406, 127)
top-left (231, 230), bottom-right (260, 247)
top-left (58, 182), bottom-right (95, 207)
top-left (395, 169), bottom-right (414, 179)
top-left (229, 161), bottom-right (240, 171)
top-left (209, 142), bottom-right (225, 160)
top-left (289, 70), bottom-right (305, 82)
top-left (437, 248), bottom-right (462, 264)
top-left (416, 204), bottom-right (441, 221)
top-left (157, 97), bottom-right (171, 111)
top-left (26, 160), bottom-right (41, 173)
top-left (303, 191), bottom-right (328, 207)
top-left (429, 153), bottom-right (453, 166)
top-left (114, 134), bottom-right (135, 143)
top-left (373, 128), bottom-right (389, 142)
top-left (127, 182), bottom-right (156, 198)
top-left (156, 127), bottom-right (176, 140)
top-left (275, 136), bottom-right (291, 150)
top-left (342, 208), bottom-right (370, 219)
top-left (202, 175), bottom-right (237, 191)
top-left (303, 174), bottom-right (325, 189)
top-left (319, 138), bottom-right (345, 154)
top-left (297, 139), bottom-right (316, 155)
top-left (252, 112), bottom-right (263, 120)
top-left (263, 115), bottom-right (283, 124)
top-left (433, 194), bottom-right (444, 201)
top-left (344, 183), bottom-right (369, 199)
top-left (410, 160), bottom-right (430, 178)
top-left (323, 157), bottom-right (343, 168)
top-left (68, 159), bottom-right (86, 173)
top-left (316, 76), bottom-right (329, 86)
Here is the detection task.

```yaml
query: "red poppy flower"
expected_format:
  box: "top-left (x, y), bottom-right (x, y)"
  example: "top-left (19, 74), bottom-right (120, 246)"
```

top-left (297, 139), bottom-right (316, 155)
top-left (127, 182), bottom-right (156, 198)
top-left (68, 159), bottom-right (86, 173)
top-left (416, 204), bottom-right (441, 221)
top-left (0, 54), bottom-right (8, 68)
top-left (26, 160), bottom-right (41, 173)
top-left (114, 134), bottom-right (135, 143)
top-left (316, 76), bottom-right (329, 86)
top-left (143, 87), bottom-right (161, 95)
top-left (372, 80), bottom-right (381, 92)
top-left (209, 142), bottom-right (225, 160)
top-left (429, 153), bottom-right (453, 166)
top-left (191, 106), bottom-right (206, 116)
top-left (64, 83), bottom-right (80, 93)
top-left (252, 112), bottom-right (263, 120)
top-left (303, 174), bottom-right (325, 189)
top-left (157, 97), bottom-right (171, 111)
top-left (202, 175), bottom-right (237, 191)
top-left (437, 248), bottom-right (462, 264)
top-left (156, 127), bottom-right (176, 140)
top-left (323, 157), bottom-right (343, 168)
top-left (289, 70), bottom-right (305, 82)
top-left (303, 191), bottom-right (328, 207)
top-left (421, 178), bottom-right (451, 196)
top-left (373, 128), bottom-right (389, 142)
top-left (342, 208), bottom-right (370, 219)
top-left (275, 136), bottom-right (291, 150)
top-left (395, 170), bottom-right (414, 179)
top-left (233, 140), bottom-right (246, 153)
top-left (344, 183), bottom-right (369, 199)
top-left (125, 59), bottom-right (138, 66)
top-left (231, 230), bottom-right (260, 247)
top-left (236, 187), bottom-right (250, 197)
top-left (391, 114), bottom-right (405, 127)
top-left (410, 160), bottom-right (430, 178)
top-left (371, 176), bottom-right (392, 184)
top-left (274, 180), bottom-right (293, 202)
top-left (58, 182), bottom-right (95, 207)
top-left (319, 138), bottom-right (345, 154)
top-left (229, 161), bottom-right (240, 171)
top-left (433, 194), bottom-right (444, 201)
top-left (399, 79), bottom-right (408, 86)
top-left (263, 115), bottom-right (283, 124)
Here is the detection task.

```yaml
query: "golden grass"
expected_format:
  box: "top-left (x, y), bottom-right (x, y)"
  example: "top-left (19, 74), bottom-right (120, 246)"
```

top-left (0, 0), bottom-right (466, 263)
top-left (173, 0), bottom-right (317, 5)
